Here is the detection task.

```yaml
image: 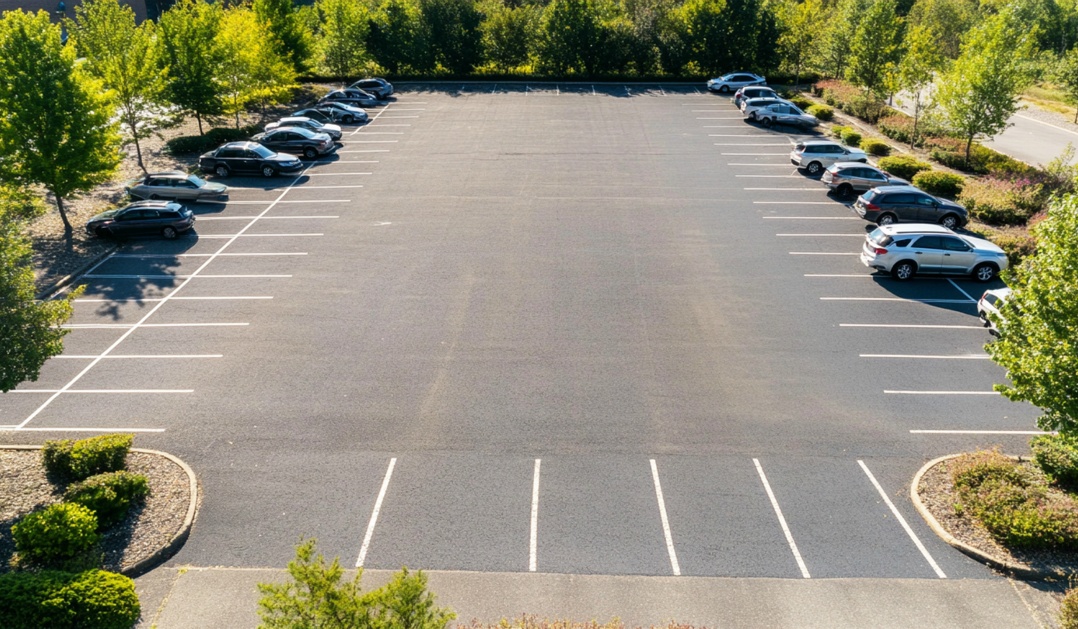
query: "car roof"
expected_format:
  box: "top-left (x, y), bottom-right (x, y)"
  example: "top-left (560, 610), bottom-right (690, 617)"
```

top-left (278, 117), bottom-right (312, 123)
top-left (874, 185), bottom-right (925, 194)
top-left (878, 223), bottom-right (953, 235)
top-left (221, 141), bottom-right (257, 149)
top-left (800, 140), bottom-right (841, 146)
top-left (832, 161), bottom-right (879, 169)
top-left (146, 171), bottom-right (188, 178)
top-left (124, 200), bottom-right (179, 209)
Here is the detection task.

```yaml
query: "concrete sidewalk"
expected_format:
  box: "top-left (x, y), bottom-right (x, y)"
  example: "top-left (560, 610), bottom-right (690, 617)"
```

top-left (135, 567), bottom-right (1064, 628)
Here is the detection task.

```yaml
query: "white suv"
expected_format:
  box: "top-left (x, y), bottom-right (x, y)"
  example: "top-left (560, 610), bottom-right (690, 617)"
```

top-left (790, 140), bottom-right (867, 176)
top-left (860, 224), bottom-right (1009, 282)
top-left (978, 288), bottom-right (1012, 336)
top-left (707, 72), bottom-right (766, 93)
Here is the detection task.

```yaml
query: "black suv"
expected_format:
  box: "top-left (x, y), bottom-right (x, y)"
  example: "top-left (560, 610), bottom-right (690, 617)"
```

top-left (250, 127), bottom-right (336, 160)
top-left (199, 142), bottom-right (304, 178)
top-left (86, 200), bottom-right (194, 239)
top-left (853, 185), bottom-right (969, 229)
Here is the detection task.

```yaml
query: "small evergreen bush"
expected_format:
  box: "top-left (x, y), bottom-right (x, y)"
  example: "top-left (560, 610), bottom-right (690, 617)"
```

top-left (860, 138), bottom-right (890, 156)
top-left (787, 95), bottom-right (812, 110)
top-left (841, 129), bottom-right (861, 147)
top-left (64, 471), bottom-right (149, 529)
top-left (12, 503), bottom-right (100, 566)
top-left (43, 434), bottom-right (133, 482)
top-left (1032, 435), bottom-right (1078, 491)
top-left (911, 171), bottom-right (965, 198)
top-left (877, 155), bottom-right (931, 180)
top-left (0, 569), bottom-right (140, 629)
top-left (806, 104), bottom-right (832, 121)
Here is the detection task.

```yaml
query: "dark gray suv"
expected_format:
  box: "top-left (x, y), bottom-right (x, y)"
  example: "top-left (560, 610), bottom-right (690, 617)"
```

top-left (853, 185), bottom-right (968, 229)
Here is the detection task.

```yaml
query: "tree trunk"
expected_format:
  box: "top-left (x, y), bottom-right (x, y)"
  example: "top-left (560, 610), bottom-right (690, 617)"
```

top-left (196, 111), bottom-right (204, 135)
top-left (965, 135), bottom-right (974, 169)
top-left (53, 193), bottom-right (73, 240)
top-left (133, 136), bottom-right (146, 174)
top-left (1074, 107), bottom-right (1077, 124)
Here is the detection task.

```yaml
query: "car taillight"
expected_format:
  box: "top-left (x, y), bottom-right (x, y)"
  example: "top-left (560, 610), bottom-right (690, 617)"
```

top-left (863, 202), bottom-right (879, 210)
top-left (873, 247), bottom-right (888, 255)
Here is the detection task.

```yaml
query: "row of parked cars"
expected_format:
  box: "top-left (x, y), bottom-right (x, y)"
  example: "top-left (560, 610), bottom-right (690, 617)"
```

top-left (85, 80), bottom-right (395, 240)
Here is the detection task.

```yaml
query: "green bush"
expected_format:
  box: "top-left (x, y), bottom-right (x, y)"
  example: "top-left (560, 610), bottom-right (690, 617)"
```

top-left (43, 434), bottom-right (133, 482)
top-left (877, 113), bottom-right (916, 144)
top-left (64, 471), bottom-right (149, 529)
top-left (991, 231), bottom-right (1037, 267)
top-left (927, 138), bottom-right (1036, 176)
top-left (959, 177), bottom-right (1043, 226)
top-left (841, 129), bottom-right (861, 147)
top-left (1032, 435), bottom-right (1078, 491)
top-left (166, 126), bottom-right (255, 155)
top-left (830, 125), bottom-right (851, 139)
top-left (911, 171), bottom-right (965, 198)
top-left (806, 104), bottom-right (832, 121)
top-left (860, 138), bottom-right (890, 156)
top-left (877, 155), bottom-right (932, 180)
top-left (0, 569), bottom-right (140, 629)
top-left (13, 503), bottom-right (100, 566)
top-left (787, 95), bottom-right (812, 110)
top-left (1061, 586), bottom-right (1078, 629)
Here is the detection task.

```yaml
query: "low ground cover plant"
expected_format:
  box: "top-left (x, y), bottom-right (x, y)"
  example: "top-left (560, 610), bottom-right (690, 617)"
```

top-left (878, 155), bottom-right (932, 180)
top-left (958, 176), bottom-right (1045, 226)
top-left (926, 138), bottom-right (1034, 176)
top-left (42, 434), bottom-right (133, 482)
top-left (64, 471), bottom-right (149, 530)
top-left (841, 129), bottom-right (861, 147)
top-left (0, 569), bottom-right (140, 629)
top-left (1031, 435), bottom-right (1078, 492)
top-left (806, 104), bottom-right (832, 121)
top-left (1062, 585), bottom-right (1078, 629)
top-left (968, 226), bottom-right (1037, 266)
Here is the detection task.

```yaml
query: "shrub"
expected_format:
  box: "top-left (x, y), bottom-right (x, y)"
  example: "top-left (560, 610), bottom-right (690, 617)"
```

top-left (951, 449), bottom-right (1028, 491)
top-left (12, 503), bottom-right (100, 566)
top-left (806, 104), bottom-right (832, 121)
top-left (64, 471), bottom-right (149, 529)
top-left (860, 138), bottom-right (890, 156)
top-left (877, 155), bottom-right (931, 180)
top-left (166, 126), bottom-right (255, 155)
top-left (830, 125), bottom-right (851, 139)
top-left (788, 95), bottom-right (812, 110)
top-left (991, 231), bottom-right (1037, 267)
top-left (1032, 435), bottom-right (1078, 491)
top-left (927, 138), bottom-right (1036, 177)
top-left (877, 113), bottom-right (916, 144)
top-left (43, 434), bottom-right (133, 482)
top-left (959, 176), bottom-right (1044, 226)
top-left (841, 130), bottom-right (861, 147)
top-left (911, 171), bottom-right (965, 198)
top-left (1062, 586), bottom-right (1078, 629)
top-left (0, 569), bottom-right (140, 629)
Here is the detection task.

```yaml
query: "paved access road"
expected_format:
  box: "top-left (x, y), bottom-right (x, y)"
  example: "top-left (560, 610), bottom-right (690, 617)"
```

top-left (0, 85), bottom-right (1041, 581)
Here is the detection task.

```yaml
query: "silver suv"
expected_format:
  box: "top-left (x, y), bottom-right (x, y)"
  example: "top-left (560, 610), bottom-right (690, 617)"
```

top-left (822, 162), bottom-right (909, 197)
top-left (860, 224), bottom-right (1008, 282)
top-left (756, 103), bottom-right (818, 129)
top-left (790, 141), bottom-right (867, 176)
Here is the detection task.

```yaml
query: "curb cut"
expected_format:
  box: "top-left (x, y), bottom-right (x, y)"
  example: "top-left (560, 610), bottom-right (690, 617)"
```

top-left (35, 244), bottom-right (118, 301)
top-left (911, 453), bottom-right (1059, 581)
top-left (0, 445), bottom-right (198, 578)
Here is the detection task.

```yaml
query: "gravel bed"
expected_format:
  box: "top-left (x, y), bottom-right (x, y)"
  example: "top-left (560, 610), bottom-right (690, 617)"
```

top-left (0, 449), bottom-right (190, 573)
top-left (918, 457), bottom-right (1078, 578)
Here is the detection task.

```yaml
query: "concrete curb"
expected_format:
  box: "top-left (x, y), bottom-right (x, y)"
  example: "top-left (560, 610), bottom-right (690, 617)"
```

top-left (35, 244), bottom-right (118, 300)
top-left (0, 444), bottom-right (198, 578)
top-left (910, 453), bottom-right (1059, 581)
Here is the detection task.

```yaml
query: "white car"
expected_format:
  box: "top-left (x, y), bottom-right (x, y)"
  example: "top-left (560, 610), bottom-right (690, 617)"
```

top-left (978, 287), bottom-right (1013, 336)
top-left (707, 72), bottom-right (766, 94)
top-left (790, 140), bottom-right (867, 176)
top-left (860, 224), bottom-right (1009, 282)
top-left (741, 97), bottom-right (788, 120)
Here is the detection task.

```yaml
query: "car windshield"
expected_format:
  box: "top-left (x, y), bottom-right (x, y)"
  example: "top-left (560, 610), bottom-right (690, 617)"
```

top-left (252, 144), bottom-right (275, 158)
top-left (188, 175), bottom-right (206, 187)
top-left (867, 228), bottom-right (893, 247)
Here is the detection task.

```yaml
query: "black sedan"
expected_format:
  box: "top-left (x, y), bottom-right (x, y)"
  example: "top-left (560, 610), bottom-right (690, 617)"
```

top-left (86, 200), bottom-right (194, 240)
top-left (250, 127), bottom-right (336, 160)
top-left (199, 142), bottom-right (304, 178)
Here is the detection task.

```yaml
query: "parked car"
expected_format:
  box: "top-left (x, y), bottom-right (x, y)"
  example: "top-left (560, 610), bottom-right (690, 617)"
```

top-left (316, 102), bottom-right (369, 124)
top-left (853, 185), bottom-right (968, 229)
top-left (707, 72), bottom-right (766, 93)
top-left (755, 102), bottom-right (818, 129)
top-left (199, 141), bottom-right (304, 178)
top-left (265, 116), bottom-right (342, 141)
top-left (861, 223), bottom-right (1008, 282)
top-left (348, 78), bottom-right (393, 99)
top-left (978, 287), bottom-right (1012, 336)
top-left (250, 127), bottom-right (336, 160)
top-left (822, 162), bottom-right (910, 197)
top-left (789, 140), bottom-right (867, 176)
top-left (125, 171), bottom-right (228, 201)
top-left (86, 200), bottom-right (194, 240)
top-left (741, 97), bottom-right (788, 120)
top-left (734, 85), bottom-right (778, 108)
top-left (291, 108), bottom-right (340, 125)
top-left (319, 88), bottom-right (380, 108)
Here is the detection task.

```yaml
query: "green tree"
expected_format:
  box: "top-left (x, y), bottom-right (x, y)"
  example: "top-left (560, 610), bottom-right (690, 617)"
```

top-left (538, 0), bottom-right (606, 76)
top-left (820, 0), bottom-right (872, 78)
top-left (316, 0), bottom-right (371, 82)
top-left (935, 7), bottom-right (1035, 167)
top-left (778, 0), bottom-right (823, 87)
top-left (0, 188), bottom-right (77, 392)
top-left (70, 0), bottom-right (167, 175)
top-left (0, 10), bottom-right (121, 238)
top-left (158, 0), bottom-right (224, 135)
top-left (988, 194), bottom-right (1078, 436)
top-left (479, 0), bottom-right (539, 73)
top-left (420, 0), bottom-right (484, 75)
top-left (217, 5), bottom-right (297, 127)
top-left (1055, 47), bottom-right (1078, 124)
top-left (896, 23), bottom-right (943, 147)
top-left (253, 0), bottom-right (315, 74)
top-left (906, 0), bottom-right (977, 59)
top-left (368, 0), bottom-right (426, 74)
top-left (846, 0), bottom-right (904, 99)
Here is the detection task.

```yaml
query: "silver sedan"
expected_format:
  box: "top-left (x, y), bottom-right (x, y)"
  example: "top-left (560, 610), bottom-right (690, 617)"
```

top-left (126, 172), bottom-right (228, 201)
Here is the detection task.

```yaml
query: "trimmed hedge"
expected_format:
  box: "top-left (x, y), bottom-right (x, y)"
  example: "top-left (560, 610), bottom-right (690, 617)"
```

top-left (1032, 435), bottom-right (1078, 492)
top-left (166, 126), bottom-right (258, 155)
top-left (0, 569), bottom-right (140, 629)
top-left (787, 95), bottom-right (812, 110)
top-left (64, 471), bottom-right (149, 529)
top-left (806, 104), bottom-right (832, 121)
top-left (43, 434), bottom-right (132, 482)
top-left (860, 138), bottom-right (890, 156)
top-left (877, 155), bottom-right (931, 180)
top-left (12, 503), bottom-right (99, 566)
top-left (841, 129), bottom-right (861, 147)
top-left (911, 171), bottom-right (965, 198)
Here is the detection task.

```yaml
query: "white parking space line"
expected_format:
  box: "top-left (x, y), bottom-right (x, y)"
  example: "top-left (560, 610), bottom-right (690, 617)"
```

top-left (789, 252), bottom-right (860, 256)
top-left (84, 274), bottom-right (291, 279)
top-left (369, 124), bottom-right (410, 126)
top-left (349, 140), bottom-right (398, 144)
top-left (305, 172), bottom-right (372, 177)
top-left (215, 199), bottom-right (351, 204)
top-left (1, 427), bottom-right (166, 433)
top-left (356, 457), bottom-right (397, 568)
top-left (111, 253), bottom-right (305, 258)
top-left (530, 459), bottom-right (541, 572)
top-left (737, 175), bottom-right (801, 178)
top-left (821, 297), bottom-right (974, 303)
top-left (840, 323), bottom-right (984, 329)
top-left (805, 274), bottom-right (872, 277)
top-left (779, 234), bottom-right (862, 237)
top-left (314, 161), bottom-right (379, 164)
top-left (55, 354), bottom-right (223, 359)
top-left (713, 143), bottom-right (791, 146)
top-left (355, 132), bottom-right (403, 135)
top-left (197, 234), bottom-right (324, 238)
top-left (946, 279), bottom-right (978, 302)
top-left (910, 430), bottom-right (1050, 435)
top-left (729, 163), bottom-right (794, 166)
top-left (374, 116), bottom-right (418, 118)
top-left (287, 185), bottom-right (366, 189)
top-left (650, 459), bottom-right (681, 576)
top-left (861, 353), bottom-right (990, 359)
top-left (387, 108), bottom-right (425, 111)
top-left (64, 323), bottom-right (248, 329)
top-left (338, 150), bottom-right (391, 153)
top-left (745, 187), bottom-right (825, 191)
top-left (756, 202), bottom-right (840, 205)
top-left (886, 390), bottom-right (1000, 395)
top-left (723, 152), bottom-right (791, 155)
top-left (753, 459), bottom-right (810, 578)
top-left (764, 215), bottom-right (858, 219)
top-left (74, 297), bottom-right (272, 303)
top-left (858, 460), bottom-right (946, 579)
top-left (706, 127), bottom-right (750, 129)
top-left (11, 389), bottom-right (193, 394)
top-left (195, 216), bottom-right (338, 221)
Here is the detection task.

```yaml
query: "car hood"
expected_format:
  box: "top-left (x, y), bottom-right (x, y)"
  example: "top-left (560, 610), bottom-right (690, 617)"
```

top-left (939, 199), bottom-right (967, 213)
top-left (962, 234), bottom-right (1006, 255)
top-left (88, 209), bottom-right (120, 222)
top-left (271, 153), bottom-right (300, 163)
top-left (322, 123), bottom-right (342, 134)
top-left (204, 182), bottom-right (228, 193)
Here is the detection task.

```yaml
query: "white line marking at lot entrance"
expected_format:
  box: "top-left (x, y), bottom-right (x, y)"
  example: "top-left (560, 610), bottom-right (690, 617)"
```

top-left (357, 457), bottom-right (397, 568)
top-left (862, 353), bottom-right (989, 360)
top-left (911, 430), bottom-right (1050, 435)
top-left (756, 202), bottom-right (840, 205)
top-left (198, 234), bottom-right (324, 239)
top-left (947, 279), bottom-right (978, 302)
top-left (530, 459), bottom-right (541, 572)
top-left (195, 216), bottom-right (338, 221)
top-left (55, 354), bottom-right (223, 359)
top-left (789, 252), bottom-right (860, 256)
top-left (886, 390), bottom-right (1000, 395)
top-left (2, 427), bottom-right (166, 433)
top-left (858, 460), bottom-right (946, 578)
top-left (763, 215), bottom-right (859, 218)
top-left (841, 323), bottom-right (984, 329)
top-left (754, 459), bottom-right (810, 578)
top-left (63, 323), bottom-right (249, 329)
top-left (779, 234), bottom-right (863, 237)
top-left (650, 459), bottom-right (681, 576)
top-left (822, 297), bottom-right (974, 303)
top-left (11, 389), bottom-right (193, 394)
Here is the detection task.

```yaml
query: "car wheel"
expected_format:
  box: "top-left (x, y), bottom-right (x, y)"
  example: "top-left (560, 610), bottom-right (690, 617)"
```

top-left (162, 226), bottom-right (178, 240)
top-left (719, 85), bottom-right (730, 93)
top-left (891, 260), bottom-right (916, 281)
top-left (215, 164), bottom-right (230, 178)
top-left (837, 183), bottom-right (854, 198)
top-left (939, 214), bottom-right (959, 229)
top-left (262, 165), bottom-right (276, 178)
top-left (303, 147), bottom-right (318, 160)
top-left (762, 117), bottom-right (774, 128)
top-left (343, 115), bottom-right (354, 124)
top-left (973, 262), bottom-right (999, 282)
top-left (877, 213), bottom-right (897, 226)
top-left (806, 161), bottom-right (822, 176)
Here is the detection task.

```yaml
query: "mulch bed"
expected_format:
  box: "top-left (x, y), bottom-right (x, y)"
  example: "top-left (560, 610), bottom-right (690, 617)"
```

top-left (917, 456), bottom-right (1078, 579)
top-left (0, 449), bottom-right (190, 574)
